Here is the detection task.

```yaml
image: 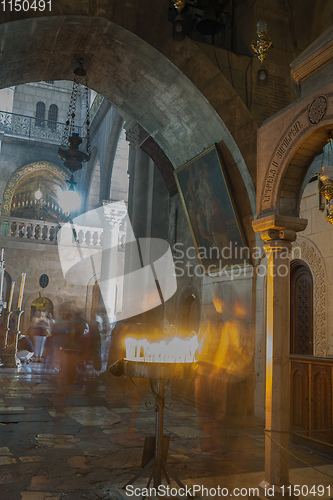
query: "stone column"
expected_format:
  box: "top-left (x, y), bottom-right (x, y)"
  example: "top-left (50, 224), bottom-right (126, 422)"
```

top-left (123, 122), bottom-right (155, 319)
top-left (252, 215), bottom-right (307, 494)
top-left (125, 121), bottom-right (153, 240)
top-left (99, 200), bottom-right (127, 324)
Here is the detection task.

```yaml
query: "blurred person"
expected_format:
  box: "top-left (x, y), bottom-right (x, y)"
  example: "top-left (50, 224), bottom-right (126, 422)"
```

top-left (30, 310), bottom-right (51, 362)
top-left (51, 306), bottom-right (87, 414)
top-left (16, 333), bottom-right (34, 364)
top-left (195, 295), bottom-right (253, 455)
top-left (76, 316), bottom-right (102, 379)
top-left (43, 312), bottom-right (55, 369)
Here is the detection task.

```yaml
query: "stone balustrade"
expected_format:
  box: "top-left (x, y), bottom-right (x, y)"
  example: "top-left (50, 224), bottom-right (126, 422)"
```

top-left (0, 216), bottom-right (105, 248)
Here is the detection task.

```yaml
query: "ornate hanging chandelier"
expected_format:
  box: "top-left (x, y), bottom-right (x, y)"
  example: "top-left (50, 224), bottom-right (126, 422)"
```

top-left (251, 20), bottom-right (273, 64)
top-left (58, 59), bottom-right (91, 174)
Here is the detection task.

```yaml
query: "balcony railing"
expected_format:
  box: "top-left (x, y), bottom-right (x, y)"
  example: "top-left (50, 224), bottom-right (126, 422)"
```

top-left (0, 216), bottom-right (104, 248)
top-left (0, 110), bottom-right (81, 144)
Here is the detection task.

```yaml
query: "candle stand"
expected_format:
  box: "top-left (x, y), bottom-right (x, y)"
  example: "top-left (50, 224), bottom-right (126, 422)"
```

top-left (110, 358), bottom-right (196, 491)
top-left (0, 273), bottom-right (26, 368)
top-left (0, 309), bottom-right (25, 367)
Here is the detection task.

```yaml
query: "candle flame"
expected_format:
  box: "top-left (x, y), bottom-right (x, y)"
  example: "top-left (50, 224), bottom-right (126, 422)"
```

top-left (125, 334), bottom-right (198, 363)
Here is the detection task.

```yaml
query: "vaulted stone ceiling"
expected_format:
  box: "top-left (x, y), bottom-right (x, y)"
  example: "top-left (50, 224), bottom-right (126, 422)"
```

top-left (0, 0), bottom-right (332, 235)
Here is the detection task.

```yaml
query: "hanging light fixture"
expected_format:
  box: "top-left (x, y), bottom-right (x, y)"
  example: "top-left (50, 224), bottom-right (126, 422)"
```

top-left (251, 0), bottom-right (272, 85)
top-left (58, 174), bottom-right (82, 214)
top-left (251, 20), bottom-right (273, 65)
top-left (172, 0), bottom-right (187, 40)
top-left (318, 130), bottom-right (333, 224)
top-left (58, 59), bottom-right (91, 174)
top-left (34, 187), bottom-right (42, 201)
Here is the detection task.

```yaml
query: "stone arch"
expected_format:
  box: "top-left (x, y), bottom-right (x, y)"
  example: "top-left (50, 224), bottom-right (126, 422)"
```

top-left (292, 236), bottom-right (327, 356)
top-left (1, 161), bottom-right (69, 216)
top-left (85, 273), bottom-right (101, 321)
top-left (180, 294), bottom-right (201, 333)
top-left (257, 87), bottom-right (333, 217)
top-left (0, 14), bottom-right (256, 223)
top-left (23, 291), bottom-right (60, 335)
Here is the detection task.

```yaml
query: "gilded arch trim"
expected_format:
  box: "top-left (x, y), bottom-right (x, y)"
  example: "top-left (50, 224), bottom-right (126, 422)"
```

top-left (1, 161), bottom-right (69, 216)
top-left (257, 84), bottom-right (333, 217)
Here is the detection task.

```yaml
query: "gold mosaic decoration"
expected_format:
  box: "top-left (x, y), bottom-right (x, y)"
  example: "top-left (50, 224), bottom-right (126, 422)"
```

top-left (2, 161), bottom-right (69, 216)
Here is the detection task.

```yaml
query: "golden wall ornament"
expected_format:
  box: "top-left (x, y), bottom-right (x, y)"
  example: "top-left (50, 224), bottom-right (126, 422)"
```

top-left (172, 0), bottom-right (186, 13)
top-left (251, 21), bottom-right (273, 63)
top-left (318, 132), bottom-right (333, 225)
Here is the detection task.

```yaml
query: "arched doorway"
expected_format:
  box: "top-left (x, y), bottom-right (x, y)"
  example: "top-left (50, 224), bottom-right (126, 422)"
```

top-left (180, 295), bottom-right (200, 333)
top-left (290, 260), bottom-right (313, 356)
top-left (30, 297), bottom-right (53, 317)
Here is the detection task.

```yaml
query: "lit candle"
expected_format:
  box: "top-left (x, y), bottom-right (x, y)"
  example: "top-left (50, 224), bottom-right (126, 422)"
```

top-left (17, 273), bottom-right (26, 310)
top-left (7, 281), bottom-right (15, 311)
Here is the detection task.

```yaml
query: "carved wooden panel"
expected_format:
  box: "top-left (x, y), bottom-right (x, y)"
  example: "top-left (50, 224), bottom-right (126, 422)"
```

top-left (290, 261), bottom-right (313, 355)
top-left (290, 362), bottom-right (309, 435)
top-left (311, 365), bottom-right (332, 444)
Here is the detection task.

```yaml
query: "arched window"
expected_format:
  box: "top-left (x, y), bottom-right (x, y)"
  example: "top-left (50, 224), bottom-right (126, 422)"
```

top-left (181, 294), bottom-right (200, 332)
top-left (47, 104), bottom-right (58, 130)
top-left (35, 101), bottom-right (45, 127)
top-left (290, 260), bottom-right (313, 355)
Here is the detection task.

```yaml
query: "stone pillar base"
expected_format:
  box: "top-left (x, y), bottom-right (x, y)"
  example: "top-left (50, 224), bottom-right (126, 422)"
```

top-left (256, 481), bottom-right (298, 500)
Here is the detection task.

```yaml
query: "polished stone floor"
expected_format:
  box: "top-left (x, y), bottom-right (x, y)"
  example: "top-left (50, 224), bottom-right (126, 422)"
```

top-left (0, 363), bottom-right (332, 499)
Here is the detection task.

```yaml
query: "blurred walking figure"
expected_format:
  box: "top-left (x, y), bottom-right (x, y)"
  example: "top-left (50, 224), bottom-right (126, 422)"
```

top-left (30, 310), bottom-right (51, 362)
top-left (51, 306), bottom-right (86, 414)
top-left (16, 334), bottom-right (34, 364)
top-left (195, 295), bottom-right (253, 455)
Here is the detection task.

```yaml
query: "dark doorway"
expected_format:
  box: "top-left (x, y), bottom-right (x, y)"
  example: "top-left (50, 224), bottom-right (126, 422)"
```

top-left (290, 260), bottom-right (313, 355)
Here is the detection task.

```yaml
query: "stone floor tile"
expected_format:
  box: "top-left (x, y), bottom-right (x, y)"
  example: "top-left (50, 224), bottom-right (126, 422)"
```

top-left (165, 426), bottom-right (202, 438)
top-left (66, 455), bottom-right (91, 469)
top-left (19, 457), bottom-right (43, 463)
top-left (65, 406), bottom-right (121, 426)
top-left (0, 457), bottom-right (16, 465)
top-left (0, 447), bottom-right (13, 455)
top-left (0, 406), bottom-right (25, 411)
top-left (21, 492), bottom-right (62, 499)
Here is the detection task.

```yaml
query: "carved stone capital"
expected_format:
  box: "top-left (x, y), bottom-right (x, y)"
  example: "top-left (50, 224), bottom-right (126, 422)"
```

top-left (263, 239), bottom-right (292, 254)
top-left (124, 120), bottom-right (149, 149)
top-left (252, 214), bottom-right (308, 234)
top-left (101, 200), bottom-right (127, 228)
top-left (253, 214), bottom-right (306, 249)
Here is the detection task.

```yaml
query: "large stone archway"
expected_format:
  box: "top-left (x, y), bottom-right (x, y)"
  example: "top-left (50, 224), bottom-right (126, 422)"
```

top-left (257, 87), bottom-right (333, 218)
top-left (0, 13), bottom-right (257, 223)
